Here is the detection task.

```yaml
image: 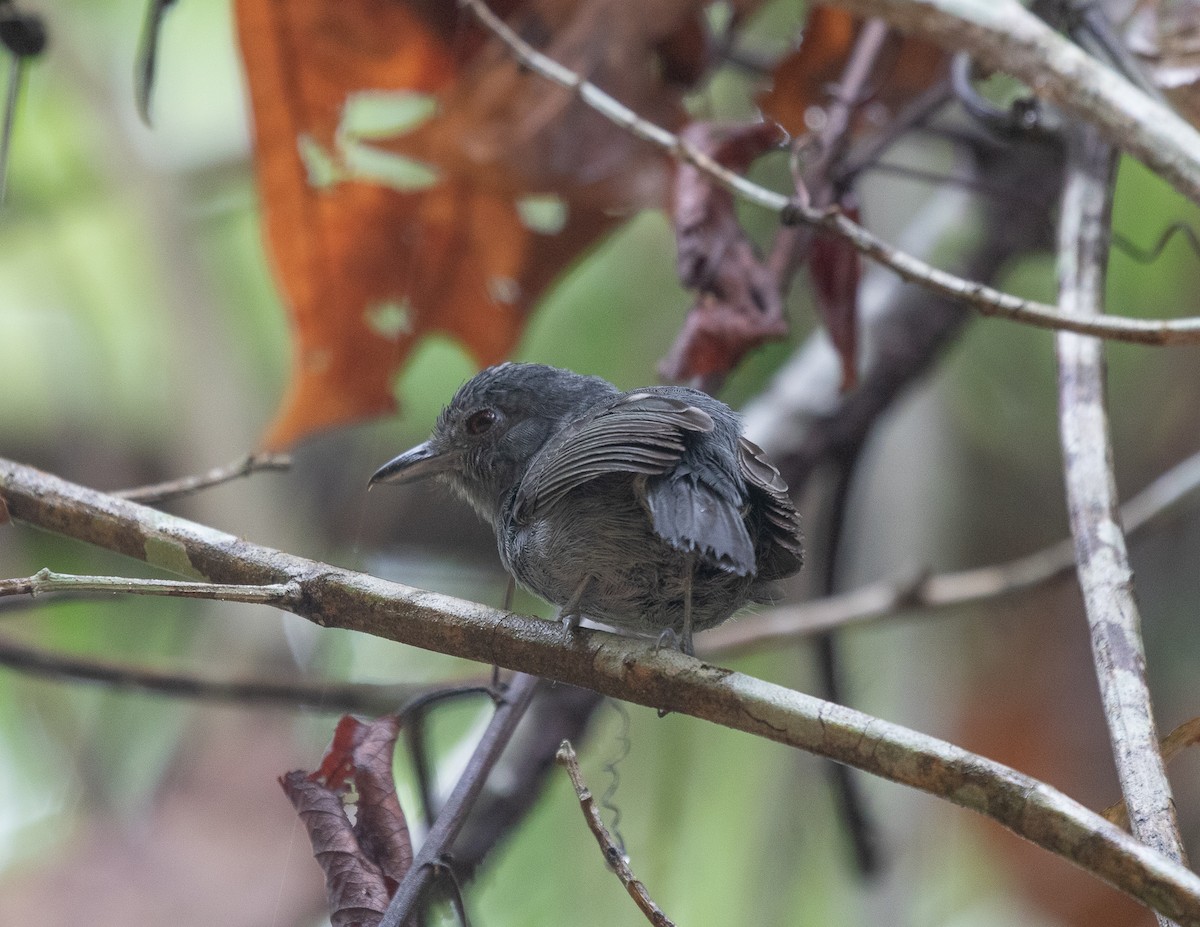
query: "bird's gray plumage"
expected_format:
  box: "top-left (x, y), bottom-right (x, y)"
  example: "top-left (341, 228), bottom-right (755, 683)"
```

top-left (371, 363), bottom-right (802, 648)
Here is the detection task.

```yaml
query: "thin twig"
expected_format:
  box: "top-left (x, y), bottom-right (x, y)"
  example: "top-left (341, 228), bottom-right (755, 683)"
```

top-left (4, 460), bottom-right (1200, 923)
top-left (1105, 717), bottom-right (1200, 829)
top-left (379, 673), bottom-right (540, 927)
top-left (1056, 124), bottom-right (1187, 895)
top-left (836, 79), bottom-right (955, 183)
top-left (556, 740), bottom-right (675, 927)
top-left (459, 0), bottom-right (1200, 346)
top-left (115, 452), bottom-right (292, 504)
top-left (768, 17), bottom-right (894, 281)
top-left (705, 446), bottom-right (1200, 652)
top-left (0, 630), bottom-right (431, 714)
top-left (0, 568), bottom-right (301, 606)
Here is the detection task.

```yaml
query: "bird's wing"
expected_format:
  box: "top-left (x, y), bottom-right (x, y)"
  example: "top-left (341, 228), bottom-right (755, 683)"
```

top-left (512, 392), bottom-right (714, 523)
top-left (737, 436), bottom-right (804, 579)
top-left (642, 473), bottom-right (757, 575)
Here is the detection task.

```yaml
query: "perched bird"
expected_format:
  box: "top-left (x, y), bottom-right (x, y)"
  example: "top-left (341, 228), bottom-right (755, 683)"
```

top-left (370, 363), bottom-right (802, 654)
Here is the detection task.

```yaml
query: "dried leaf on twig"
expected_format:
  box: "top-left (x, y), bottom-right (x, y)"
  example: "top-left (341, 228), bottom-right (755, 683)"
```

top-left (810, 197), bottom-right (862, 390)
top-left (282, 714), bottom-right (413, 926)
top-left (661, 120), bottom-right (789, 383)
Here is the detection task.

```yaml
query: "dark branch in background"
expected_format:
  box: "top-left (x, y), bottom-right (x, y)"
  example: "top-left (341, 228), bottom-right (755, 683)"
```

top-left (379, 673), bottom-right (539, 927)
top-left (813, 451), bottom-right (879, 874)
top-left (1055, 124), bottom-right (1188, 896)
top-left (4, 463), bottom-right (1200, 923)
top-left (0, 0), bottom-right (46, 205)
top-left (449, 680), bottom-right (602, 878)
top-left (134, 0), bottom-right (178, 125)
top-left (0, 628), bottom-right (434, 715)
top-left (556, 741), bottom-right (675, 927)
top-left (837, 79), bottom-right (955, 183)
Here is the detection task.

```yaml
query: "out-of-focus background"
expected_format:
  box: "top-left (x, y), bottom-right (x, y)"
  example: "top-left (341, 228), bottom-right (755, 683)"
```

top-left (1, 0), bottom-right (1199, 924)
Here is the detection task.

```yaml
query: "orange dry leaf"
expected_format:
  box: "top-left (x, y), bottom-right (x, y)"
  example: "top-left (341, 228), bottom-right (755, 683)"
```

top-left (235, 0), bottom-right (715, 449)
top-left (759, 6), bottom-right (947, 136)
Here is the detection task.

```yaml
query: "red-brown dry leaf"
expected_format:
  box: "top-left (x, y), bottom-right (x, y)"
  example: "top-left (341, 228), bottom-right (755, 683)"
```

top-left (283, 714), bottom-right (412, 924)
top-left (312, 714), bottom-right (368, 791)
top-left (347, 716), bottom-right (412, 887)
top-left (281, 771), bottom-right (392, 927)
top-left (759, 6), bottom-right (948, 137)
top-left (661, 121), bottom-right (789, 383)
top-left (235, 0), bottom-right (720, 449)
top-left (809, 199), bottom-right (861, 391)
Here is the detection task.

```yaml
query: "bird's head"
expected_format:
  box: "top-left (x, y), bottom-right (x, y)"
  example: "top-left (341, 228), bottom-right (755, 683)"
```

top-left (369, 363), bottom-right (618, 524)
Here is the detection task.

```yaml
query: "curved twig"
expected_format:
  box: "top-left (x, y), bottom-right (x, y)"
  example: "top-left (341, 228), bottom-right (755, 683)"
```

top-left (556, 741), bottom-right (675, 927)
top-left (115, 452), bottom-right (292, 505)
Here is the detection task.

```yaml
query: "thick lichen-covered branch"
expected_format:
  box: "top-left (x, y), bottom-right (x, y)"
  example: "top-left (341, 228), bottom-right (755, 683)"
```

top-left (2, 458), bottom-right (1200, 923)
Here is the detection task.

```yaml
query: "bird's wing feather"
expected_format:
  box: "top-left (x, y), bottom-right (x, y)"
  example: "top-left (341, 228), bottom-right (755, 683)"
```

top-left (513, 392), bottom-right (714, 522)
top-left (643, 476), bottom-right (757, 575)
top-left (737, 436), bottom-right (804, 579)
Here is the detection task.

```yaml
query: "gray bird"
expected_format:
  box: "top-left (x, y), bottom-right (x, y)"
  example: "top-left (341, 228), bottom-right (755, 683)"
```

top-left (370, 363), bottom-right (802, 654)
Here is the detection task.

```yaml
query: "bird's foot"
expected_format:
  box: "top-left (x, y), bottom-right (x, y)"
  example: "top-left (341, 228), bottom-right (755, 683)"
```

top-left (653, 628), bottom-right (695, 657)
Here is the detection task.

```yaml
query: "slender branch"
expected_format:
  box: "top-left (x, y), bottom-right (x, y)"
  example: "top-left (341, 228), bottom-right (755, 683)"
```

top-left (1105, 718), bottom-right (1200, 828)
top-left (837, 79), bottom-right (955, 183)
top-left (458, 0), bottom-right (1200, 346)
top-left (0, 568), bottom-right (300, 606)
top-left (706, 446), bottom-right (1200, 651)
top-left (379, 673), bottom-right (539, 927)
top-left (3, 461), bottom-right (1200, 922)
top-left (767, 17), bottom-right (894, 281)
top-left (0, 629), bottom-right (431, 714)
top-left (1055, 125), bottom-right (1187, 888)
top-left (556, 741), bottom-right (675, 927)
top-left (115, 452), bottom-right (291, 505)
top-left (795, 206), bottom-right (1200, 345)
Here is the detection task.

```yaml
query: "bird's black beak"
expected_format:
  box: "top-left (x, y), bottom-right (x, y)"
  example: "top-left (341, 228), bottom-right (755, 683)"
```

top-left (369, 441), bottom-right (461, 487)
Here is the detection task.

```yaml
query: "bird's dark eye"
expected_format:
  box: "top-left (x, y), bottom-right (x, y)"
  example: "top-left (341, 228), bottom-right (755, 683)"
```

top-left (465, 408), bottom-right (498, 435)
